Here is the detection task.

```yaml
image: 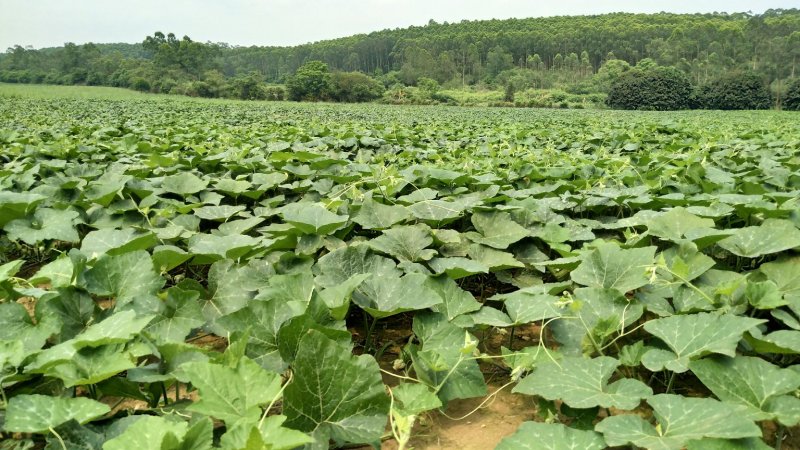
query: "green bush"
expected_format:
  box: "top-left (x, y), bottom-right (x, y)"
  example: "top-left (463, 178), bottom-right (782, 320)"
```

top-left (130, 77), bottom-right (151, 92)
top-left (329, 72), bottom-right (384, 102)
top-left (286, 61), bottom-right (331, 101)
top-left (606, 66), bottom-right (692, 110)
top-left (696, 72), bottom-right (771, 110)
top-left (230, 73), bottom-right (269, 100)
top-left (264, 86), bottom-right (285, 101)
top-left (784, 78), bottom-right (800, 111)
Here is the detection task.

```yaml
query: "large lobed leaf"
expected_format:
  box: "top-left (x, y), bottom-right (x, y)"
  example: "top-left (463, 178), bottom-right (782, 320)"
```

top-left (284, 330), bottom-right (389, 447)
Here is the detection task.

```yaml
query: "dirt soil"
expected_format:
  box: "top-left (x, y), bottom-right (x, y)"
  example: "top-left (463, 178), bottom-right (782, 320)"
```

top-left (381, 382), bottom-right (537, 450)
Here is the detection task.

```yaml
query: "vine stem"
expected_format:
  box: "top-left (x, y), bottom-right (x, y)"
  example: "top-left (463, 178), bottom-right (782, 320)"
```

top-left (775, 423), bottom-right (785, 450)
top-left (49, 427), bottom-right (67, 450)
top-left (665, 372), bottom-right (676, 394)
top-left (259, 370), bottom-right (293, 428)
top-left (657, 264), bottom-right (715, 304)
top-left (438, 380), bottom-right (516, 421)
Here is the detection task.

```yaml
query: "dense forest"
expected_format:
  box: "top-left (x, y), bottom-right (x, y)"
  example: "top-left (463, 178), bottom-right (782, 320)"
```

top-left (1, 10), bottom-right (799, 108)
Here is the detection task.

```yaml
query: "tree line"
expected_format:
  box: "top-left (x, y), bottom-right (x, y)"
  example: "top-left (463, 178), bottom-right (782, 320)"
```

top-left (0, 10), bottom-right (799, 109)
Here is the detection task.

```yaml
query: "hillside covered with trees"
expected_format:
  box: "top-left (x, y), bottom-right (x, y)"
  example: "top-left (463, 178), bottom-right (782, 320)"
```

top-left (1, 9), bottom-right (799, 109)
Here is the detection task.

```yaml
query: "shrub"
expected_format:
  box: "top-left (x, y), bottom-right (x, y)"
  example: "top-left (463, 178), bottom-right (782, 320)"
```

top-left (130, 77), bottom-right (151, 92)
top-left (230, 73), bottom-right (269, 100)
top-left (330, 72), bottom-right (384, 102)
top-left (783, 78), bottom-right (800, 111)
top-left (286, 61), bottom-right (331, 101)
top-left (606, 66), bottom-right (692, 110)
top-left (696, 72), bottom-right (772, 110)
top-left (264, 86), bottom-right (285, 101)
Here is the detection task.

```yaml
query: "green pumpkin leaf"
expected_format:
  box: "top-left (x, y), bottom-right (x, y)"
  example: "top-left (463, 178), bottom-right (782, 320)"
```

top-left (220, 416), bottom-right (313, 450)
top-left (759, 257), bottom-right (800, 303)
top-left (162, 172), bottom-right (208, 195)
top-left (570, 242), bottom-right (656, 292)
top-left (497, 422), bottom-right (606, 450)
top-left (103, 415), bottom-right (190, 450)
top-left (187, 233), bottom-right (260, 261)
top-left (513, 356), bottom-right (652, 409)
top-left (181, 357), bottom-right (282, 424)
top-left (367, 224), bottom-right (437, 262)
top-left (690, 356), bottom-right (800, 425)
top-left (647, 207), bottom-right (715, 242)
top-left (426, 275), bottom-right (481, 321)
top-left (465, 211), bottom-right (529, 249)
top-left (407, 199), bottom-right (465, 223)
top-left (0, 191), bottom-right (46, 227)
top-left (354, 272), bottom-right (442, 319)
top-left (146, 287), bottom-right (205, 344)
top-left (551, 287), bottom-right (643, 356)
top-left (284, 330), bottom-right (389, 447)
top-left (0, 302), bottom-right (60, 353)
top-left (352, 197), bottom-right (412, 230)
top-left (84, 250), bottom-right (165, 312)
top-left (427, 257), bottom-right (489, 279)
top-left (280, 202), bottom-right (348, 234)
top-left (391, 383), bottom-right (442, 417)
top-left (80, 229), bottom-right (157, 259)
top-left (596, 394), bottom-right (761, 450)
top-left (642, 313), bottom-right (765, 373)
top-left (215, 298), bottom-right (306, 372)
top-left (408, 313), bottom-right (487, 403)
top-left (718, 219), bottom-right (800, 258)
top-left (685, 437), bottom-right (770, 450)
top-left (4, 395), bottom-right (110, 433)
top-left (193, 204), bottom-right (247, 221)
top-left (4, 208), bottom-right (80, 245)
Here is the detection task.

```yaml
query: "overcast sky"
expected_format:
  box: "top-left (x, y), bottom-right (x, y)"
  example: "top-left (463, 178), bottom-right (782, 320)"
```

top-left (1, 0), bottom-right (795, 50)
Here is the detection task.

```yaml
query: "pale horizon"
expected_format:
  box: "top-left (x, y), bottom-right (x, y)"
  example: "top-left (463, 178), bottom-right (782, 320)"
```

top-left (1, 0), bottom-right (797, 51)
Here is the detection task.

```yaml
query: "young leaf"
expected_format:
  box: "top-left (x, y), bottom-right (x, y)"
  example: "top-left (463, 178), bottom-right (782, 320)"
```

top-left (391, 383), bottom-right (442, 417)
